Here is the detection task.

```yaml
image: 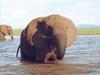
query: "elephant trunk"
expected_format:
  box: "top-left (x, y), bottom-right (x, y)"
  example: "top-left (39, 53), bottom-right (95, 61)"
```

top-left (54, 33), bottom-right (67, 59)
top-left (9, 32), bottom-right (14, 39)
top-left (11, 35), bottom-right (14, 39)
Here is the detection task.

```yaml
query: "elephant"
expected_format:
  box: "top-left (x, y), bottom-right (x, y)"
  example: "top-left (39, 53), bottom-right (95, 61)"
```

top-left (16, 14), bottom-right (77, 63)
top-left (0, 25), bottom-right (14, 40)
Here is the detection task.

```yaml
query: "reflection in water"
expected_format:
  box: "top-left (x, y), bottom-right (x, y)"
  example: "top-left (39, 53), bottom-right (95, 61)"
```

top-left (0, 35), bottom-right (100, 75)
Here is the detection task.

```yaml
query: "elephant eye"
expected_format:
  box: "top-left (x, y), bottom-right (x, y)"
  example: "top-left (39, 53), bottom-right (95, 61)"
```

top-left (66, 27), bottom-right (68, 29)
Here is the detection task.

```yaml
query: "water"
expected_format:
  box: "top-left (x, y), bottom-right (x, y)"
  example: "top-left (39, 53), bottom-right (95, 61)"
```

top-left (64, 35), bottom-right (100, 64)
top-left (0, 36), bottom-right (20, 65)
top-left (0, 35), bottom-right (100, 75)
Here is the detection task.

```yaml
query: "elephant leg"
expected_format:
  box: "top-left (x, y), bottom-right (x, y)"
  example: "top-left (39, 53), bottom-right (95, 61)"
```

top-left (20, 49), bottom-right (26, 59)
top-left (21, 44), bottom-right (37, 61)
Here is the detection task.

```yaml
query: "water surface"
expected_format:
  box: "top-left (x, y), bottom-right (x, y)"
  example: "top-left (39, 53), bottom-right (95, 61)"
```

top-left (0, 35), bottom-right (100, 75)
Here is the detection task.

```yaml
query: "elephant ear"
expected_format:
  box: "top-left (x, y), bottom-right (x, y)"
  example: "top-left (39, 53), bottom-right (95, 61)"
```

top-left (26, 17), bottom-right (44, 45)
top-left (64, 17), bottom-right (77, 47)
top-left (0, 25), bottom-right (8, 34)
top-left (26, 20), bottom-right (37, 45)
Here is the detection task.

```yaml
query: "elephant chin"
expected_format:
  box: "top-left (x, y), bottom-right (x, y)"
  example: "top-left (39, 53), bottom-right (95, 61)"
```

top-left (54, 33), bottom-right (67, 59)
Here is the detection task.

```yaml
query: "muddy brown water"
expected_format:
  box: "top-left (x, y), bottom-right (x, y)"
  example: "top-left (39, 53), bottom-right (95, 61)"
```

top-left (0, 35), bottom-right (100, 75)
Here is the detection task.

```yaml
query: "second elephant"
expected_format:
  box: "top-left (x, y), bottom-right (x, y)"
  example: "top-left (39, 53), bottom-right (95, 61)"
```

top-left (0, 25), bottom-right (14, 41)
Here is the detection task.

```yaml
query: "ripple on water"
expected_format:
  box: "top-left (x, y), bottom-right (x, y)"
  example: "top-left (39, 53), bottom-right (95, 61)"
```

top-left (0, 35), bottom-right (100, 65)
top-left (64, 35), bottom-right (100, 64)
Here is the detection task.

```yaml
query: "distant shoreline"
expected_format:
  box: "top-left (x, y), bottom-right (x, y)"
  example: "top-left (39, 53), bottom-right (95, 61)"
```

top-left (77, 28), bottom-right (100, 35)
top-left (13, 28), bottom-right (100, 36)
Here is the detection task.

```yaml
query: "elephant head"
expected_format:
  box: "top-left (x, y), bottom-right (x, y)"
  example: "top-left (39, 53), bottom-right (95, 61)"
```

top-left (18, 14), bottom-right (77, 62)
top-left (0, 25), bottom-right (14, 40)
top-left (42, 14), bottom-right (77, 59)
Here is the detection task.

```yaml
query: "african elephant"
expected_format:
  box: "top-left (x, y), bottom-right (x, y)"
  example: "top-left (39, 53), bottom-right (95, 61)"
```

top-left (0, 25), bottom-right (14, 40)
top-left (17, 14), bottom-right (77, 62)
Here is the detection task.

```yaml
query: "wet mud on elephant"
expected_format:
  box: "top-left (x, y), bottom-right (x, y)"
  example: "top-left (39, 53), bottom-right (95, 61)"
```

top-left (16, 14), bottom-right (77, 63)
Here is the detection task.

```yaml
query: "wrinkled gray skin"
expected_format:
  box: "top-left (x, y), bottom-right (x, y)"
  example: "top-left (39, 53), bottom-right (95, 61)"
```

top-left (0, 25), bottom-right (14, 40)
top-left (17, 14), bottom-right (77, 62)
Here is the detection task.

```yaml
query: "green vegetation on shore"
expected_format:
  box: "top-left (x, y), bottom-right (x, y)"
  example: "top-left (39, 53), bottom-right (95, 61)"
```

top-left (77, 28), bottom-right (100, 35)
top-left (13, 28), bottom-right (100, 36)
top-left (13, 29), bottom-right (22, 36)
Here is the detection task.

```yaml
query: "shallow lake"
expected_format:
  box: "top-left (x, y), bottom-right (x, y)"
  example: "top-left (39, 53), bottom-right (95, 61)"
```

top-left (0, 35), bottom-right (100, 75)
